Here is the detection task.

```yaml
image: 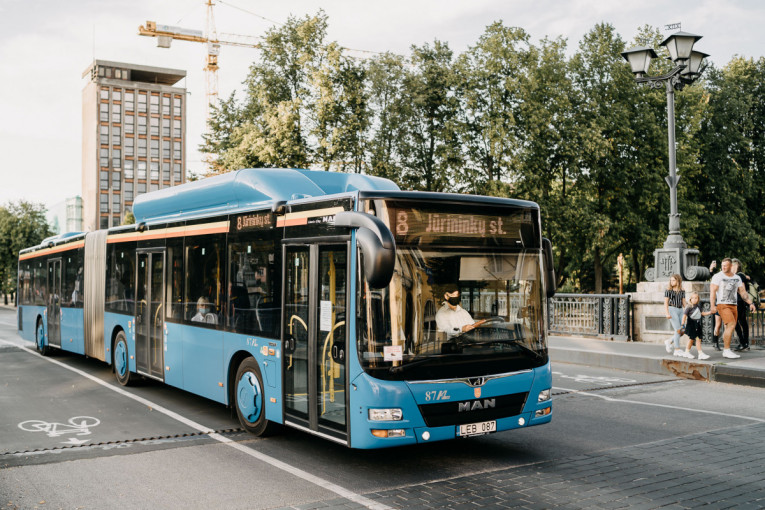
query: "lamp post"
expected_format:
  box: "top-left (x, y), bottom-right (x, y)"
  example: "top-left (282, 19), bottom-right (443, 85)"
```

top-left (621, 31), bottom-right (710, 282)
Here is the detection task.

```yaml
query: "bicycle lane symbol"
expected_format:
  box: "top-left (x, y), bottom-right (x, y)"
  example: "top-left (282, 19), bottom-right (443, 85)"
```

top-left (18, 416), bottom-right (101, 445)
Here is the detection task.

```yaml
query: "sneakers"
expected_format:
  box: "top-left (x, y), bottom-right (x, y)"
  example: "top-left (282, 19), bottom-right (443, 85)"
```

top-left (674, 349), bottom-right (693, 358)
top-left (665, 338), bottom-right (674, 353)
top-left (723, 349), bottom-right (741, 359)
top-left (698, 352), bottom-right (710, 360)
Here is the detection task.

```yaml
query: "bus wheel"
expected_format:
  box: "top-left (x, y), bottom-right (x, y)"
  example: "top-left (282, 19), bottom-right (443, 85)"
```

top-left (35, 318), bottom-right (50, 356)
top-left (234, 358), bottom-right (277, 436)
top-left (113, 331), bottom-right (132, 386)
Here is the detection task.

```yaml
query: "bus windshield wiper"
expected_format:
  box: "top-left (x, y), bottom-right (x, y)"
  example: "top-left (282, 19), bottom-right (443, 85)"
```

top-left (456, 336), bottom-right (545, 360)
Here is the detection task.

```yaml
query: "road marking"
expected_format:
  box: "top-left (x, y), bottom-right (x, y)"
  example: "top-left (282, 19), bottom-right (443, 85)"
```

top-left (18, 416), bottom-right (100, 439)
top-left (0, 337), bottom-right (391, 510)
top-left (554, 386), bottom-right (765, 423)
top-left (552, 371), bottom-right (637, 385)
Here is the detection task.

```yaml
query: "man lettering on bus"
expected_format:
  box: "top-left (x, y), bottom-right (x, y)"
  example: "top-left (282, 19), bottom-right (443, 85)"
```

top-left (435, 286), bottom-right (486, 338)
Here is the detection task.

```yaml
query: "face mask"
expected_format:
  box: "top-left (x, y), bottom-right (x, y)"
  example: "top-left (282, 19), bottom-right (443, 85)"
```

top-left (200, 308), bottom-right (209, 315)
top-left (447, 296), bottom-right (461, 306)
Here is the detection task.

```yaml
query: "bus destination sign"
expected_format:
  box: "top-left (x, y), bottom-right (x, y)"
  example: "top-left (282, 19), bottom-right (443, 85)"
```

top-left (232, 211), bottom-right (273, 232)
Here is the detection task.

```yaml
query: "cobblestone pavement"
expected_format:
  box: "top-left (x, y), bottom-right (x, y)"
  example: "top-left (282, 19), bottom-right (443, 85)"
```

top-left (280, 423), bottom-right (765, 510)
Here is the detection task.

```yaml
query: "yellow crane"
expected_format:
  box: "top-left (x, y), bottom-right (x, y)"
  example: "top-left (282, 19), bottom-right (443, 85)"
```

top-left (138, 0), bottom-right (261, 131)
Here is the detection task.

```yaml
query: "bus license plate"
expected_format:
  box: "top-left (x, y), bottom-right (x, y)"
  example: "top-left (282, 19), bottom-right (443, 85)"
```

top-left (458, 420), bottom-right (496, 437)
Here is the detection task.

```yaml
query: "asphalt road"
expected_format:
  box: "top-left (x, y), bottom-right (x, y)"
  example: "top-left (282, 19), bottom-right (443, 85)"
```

top-left (2, 307), bottom-right (765, 509)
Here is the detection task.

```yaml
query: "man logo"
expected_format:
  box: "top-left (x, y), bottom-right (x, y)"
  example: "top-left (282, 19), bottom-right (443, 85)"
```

top-left (474, 387), bottom-right (481, 398)
top-left (458, 399), bottom-right (496, 412)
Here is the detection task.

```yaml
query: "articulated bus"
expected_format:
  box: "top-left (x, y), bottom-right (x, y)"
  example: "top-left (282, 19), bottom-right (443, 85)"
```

top-left (17, 168), bottom-right (555, 449)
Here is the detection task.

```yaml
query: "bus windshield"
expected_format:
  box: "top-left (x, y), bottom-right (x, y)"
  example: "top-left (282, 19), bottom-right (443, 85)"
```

top-left (358, 200), bottom-right (548, 381)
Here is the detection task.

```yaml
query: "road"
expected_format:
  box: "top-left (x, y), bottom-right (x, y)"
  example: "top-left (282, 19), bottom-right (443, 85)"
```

top-left (2, 307), bottom-right (765, 509)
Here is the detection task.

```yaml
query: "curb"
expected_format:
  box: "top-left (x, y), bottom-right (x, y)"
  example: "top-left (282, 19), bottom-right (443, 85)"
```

top-left (550, 345), bottom-right (765, 388)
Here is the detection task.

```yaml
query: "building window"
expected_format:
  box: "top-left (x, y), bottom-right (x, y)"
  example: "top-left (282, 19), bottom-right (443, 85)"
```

top-left (150, 161), bottom-right (159, 180)
top-left (100, 216), bottom-right (109, 229)
top-left (100, 89), bottom-right (109, 100)
top-left (124, 160), bottom-right (134, 179)
top-left (162, 95), bottom-right (170, 116)
top-left (162, 120), bottom-right (170, 138)
top-left (138, 93), bottom-right (147, 113)
top-left (100, 171), bottom-right (109, 190)
top-left (173, 119), bottom-right (181, 138)
top-left (137, 138), bottom-right (147, 157)
top-left (150, 116), bottom-right (159, 136)
top-left (100, 103), bottom-right (109, 122)
top-left (174, 163), bottom-right (182, 183)
top-left (112, 126), bottom-right (121, 146)
top-left (112, 148), bottom-right (121, 168)
top-left (150, 183), bottom-right (159, 192)
top-left (150, 138), bottom-right (159, 159)
top-left (173, 141), bottom-right (181, 161)
top-left (162, 140), bottom-right (171, 159)
top-left (100, 124), bottom-right (109, 145)
top-left (162, 163), bottom-right (170, 182)
top-left (112, 194), bottom-right (121, 215)
top-left (174, 96), bottom-right (182, 117)
top-left (100, 148), bottom-right (109, 168)
top-left (125, 91), bottom-right (134, 111)
top-left (125, 137), bottom-right (134, 157)
top-left (137, 182), bottom-right (146, 194)
top-left (137, 160), bottom-right (147, 179)
top-left (112, 172), bottom-right (121, 191)
top-left (125, 182), bottom-right (134, 203)
top-left (100, 194), bottom-right (109, 213)
top-left (150, 94), bottom-right (159, 114)
top-left (113, 89), bottom-right (122, 102)
top-left (138, 115), bottom-right (147, 135)
top-left (112, 103), bottom-right (121, 123)
top-left (125, 115), bottom-right (134, 134)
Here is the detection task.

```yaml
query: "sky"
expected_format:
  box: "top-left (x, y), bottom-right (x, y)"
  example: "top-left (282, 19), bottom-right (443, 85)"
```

top-left (0, 0), bottom-right (763, 211)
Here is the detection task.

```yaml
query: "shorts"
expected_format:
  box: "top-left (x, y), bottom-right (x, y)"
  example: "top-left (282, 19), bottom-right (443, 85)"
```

top-left (685, 319), bottom-right (702, 339)
top-left (717, 304), bottom-right (738, 325)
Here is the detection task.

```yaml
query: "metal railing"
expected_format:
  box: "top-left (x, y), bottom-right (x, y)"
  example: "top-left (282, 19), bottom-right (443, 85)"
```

top-left (547, 294), bottom-right (631, 340)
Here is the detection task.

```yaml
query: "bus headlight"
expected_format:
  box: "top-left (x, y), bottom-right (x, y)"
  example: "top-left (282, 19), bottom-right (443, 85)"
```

top-left (368, 408), bottom-right (403, 421)
top-left (538, 389), bottom-right (551, 402)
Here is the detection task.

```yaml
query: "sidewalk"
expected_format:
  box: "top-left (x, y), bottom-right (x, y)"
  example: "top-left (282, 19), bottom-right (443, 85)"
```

top-left (550, 335), bottom-right (765, 388)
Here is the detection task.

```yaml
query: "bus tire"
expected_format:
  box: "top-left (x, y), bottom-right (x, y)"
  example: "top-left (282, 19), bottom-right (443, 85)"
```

top-left (234, 358), bottom-right (277, 436)
top-left (113, 331), bottom-right (132, 386)
top-left (35, 317), bottom-right (50, 356)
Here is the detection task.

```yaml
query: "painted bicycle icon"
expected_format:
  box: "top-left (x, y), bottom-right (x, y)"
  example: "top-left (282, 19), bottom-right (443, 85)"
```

top-left (18, 416), bottom-right (101, 437)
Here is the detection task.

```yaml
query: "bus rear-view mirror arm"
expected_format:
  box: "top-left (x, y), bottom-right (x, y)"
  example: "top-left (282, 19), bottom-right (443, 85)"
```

top-left (542, 237), bottom-right (556, 298)
top-left (334, 211), bottom-right (396, 289)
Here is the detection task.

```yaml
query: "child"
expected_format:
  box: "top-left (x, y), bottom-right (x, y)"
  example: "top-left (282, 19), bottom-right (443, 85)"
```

top-left (683, 292), bottom-right (713, 360)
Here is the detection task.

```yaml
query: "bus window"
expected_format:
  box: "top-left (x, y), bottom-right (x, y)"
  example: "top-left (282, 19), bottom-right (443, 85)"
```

top-left (63, 248), bottom-right (84, 308)
top-left (227, 237), bottom-right (278, 337)
top-left (106, 244), bottom-right (135, 313)
top-left (33, 260), bottom-right (46, 306)
top-left (166, 238), bottom-right (184, 321)
top-left (184, 235), bottom-right (224, 326)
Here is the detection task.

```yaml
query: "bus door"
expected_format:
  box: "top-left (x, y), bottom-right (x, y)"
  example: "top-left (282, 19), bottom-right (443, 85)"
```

top-left (46, 258), bottom-right (62, 348)
top-left (283, 243), bottom-right (349, 442)
top-left (136, 250), bottom-right (165, 380)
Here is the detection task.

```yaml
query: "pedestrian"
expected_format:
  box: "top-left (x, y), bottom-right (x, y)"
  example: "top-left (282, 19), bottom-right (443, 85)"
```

top-left (709, 260), bottom-right (722, 350)
top-left (663, 273), bottom-right (689, 358)
top-left (710, 258), bottom-right (757, 359)
top-left (682, 292), bottom-right (713, 360)
top-left (730, 258), bottom-right (751, 351)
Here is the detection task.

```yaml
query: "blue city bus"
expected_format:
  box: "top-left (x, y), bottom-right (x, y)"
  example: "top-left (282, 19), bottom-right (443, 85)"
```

top-left (17, 168), bottom-right (555, 448)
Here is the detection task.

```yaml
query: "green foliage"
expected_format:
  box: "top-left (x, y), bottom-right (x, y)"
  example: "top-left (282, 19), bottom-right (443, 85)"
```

top-left (0, 201), bottom-right (53, 298)
top-left (200, 15), bottom-right (765, 291)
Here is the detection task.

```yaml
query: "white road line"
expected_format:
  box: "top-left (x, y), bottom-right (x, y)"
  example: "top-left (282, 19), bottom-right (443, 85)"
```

top-left (0, 337), bottom-right (392, 510)
top-left (554, 385), bottom-right (765, 423)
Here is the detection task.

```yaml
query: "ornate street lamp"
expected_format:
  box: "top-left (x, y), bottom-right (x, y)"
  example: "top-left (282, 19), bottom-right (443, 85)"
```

top-left (621, 31), bottom-right (710, 282)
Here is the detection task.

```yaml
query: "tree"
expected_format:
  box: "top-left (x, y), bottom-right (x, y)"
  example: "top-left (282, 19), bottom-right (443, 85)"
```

top-left (0, 201), bottom-right (52, 304)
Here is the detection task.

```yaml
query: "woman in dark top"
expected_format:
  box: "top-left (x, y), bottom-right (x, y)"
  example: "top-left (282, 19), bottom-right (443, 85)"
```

top-left (664, 273), bottom-right (689, 357)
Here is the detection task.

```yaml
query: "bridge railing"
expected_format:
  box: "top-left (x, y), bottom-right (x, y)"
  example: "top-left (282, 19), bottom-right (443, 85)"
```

top-left (547, 293), bottom-right (631, 340)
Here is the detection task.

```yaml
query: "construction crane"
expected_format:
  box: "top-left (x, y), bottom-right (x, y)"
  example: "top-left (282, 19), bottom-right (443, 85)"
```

top-left (138, 0), bottom-right (261, 129)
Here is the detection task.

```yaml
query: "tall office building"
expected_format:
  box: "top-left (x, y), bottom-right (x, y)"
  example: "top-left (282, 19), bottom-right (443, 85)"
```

top-left (82, 60), bottom-right (187, 231)
top-left (48, 196), bottom-right (84, 234)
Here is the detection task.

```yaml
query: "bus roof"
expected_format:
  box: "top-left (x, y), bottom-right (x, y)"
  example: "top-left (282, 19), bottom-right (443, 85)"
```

top-left (132, 168), bottom-right (399, 223)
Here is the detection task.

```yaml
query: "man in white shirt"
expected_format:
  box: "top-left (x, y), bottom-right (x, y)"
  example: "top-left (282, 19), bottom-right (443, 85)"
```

top-left (435, 287), bottom-right (486, 338)
top-left (710, 258), bottom-right (756, 359)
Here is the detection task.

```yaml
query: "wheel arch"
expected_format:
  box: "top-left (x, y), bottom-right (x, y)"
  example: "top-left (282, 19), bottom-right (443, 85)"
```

top-left (227, 350), bottom-right (255, 407)
top-left (109, 326), bottom-right (125, 367)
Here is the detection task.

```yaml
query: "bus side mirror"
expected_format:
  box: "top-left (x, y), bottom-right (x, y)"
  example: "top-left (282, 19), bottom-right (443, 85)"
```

top-left (543, 238), bottom-right (556, 298)
top-left (334, 211), bottom-right (396, 289)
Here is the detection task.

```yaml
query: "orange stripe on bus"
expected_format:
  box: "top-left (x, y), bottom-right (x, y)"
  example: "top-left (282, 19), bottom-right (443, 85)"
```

top-left (277, 217), bottom-right (307, 227)
top-left (106, 223), bottom-right (229, 244)
top-left (19, 241), bottom-right (85, 260)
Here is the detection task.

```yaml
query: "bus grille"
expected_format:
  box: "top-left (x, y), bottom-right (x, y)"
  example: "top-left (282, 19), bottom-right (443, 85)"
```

top-left (418, 392), bottom-right (529, 427)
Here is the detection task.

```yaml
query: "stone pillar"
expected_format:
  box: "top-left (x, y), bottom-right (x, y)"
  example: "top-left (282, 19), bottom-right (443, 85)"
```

top-left (630, 280), bottom-right (710, 343)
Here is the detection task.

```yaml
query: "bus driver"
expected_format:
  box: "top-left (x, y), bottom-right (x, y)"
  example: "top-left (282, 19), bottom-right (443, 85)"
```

top-left (435, 286), bottom-right (486, 338)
